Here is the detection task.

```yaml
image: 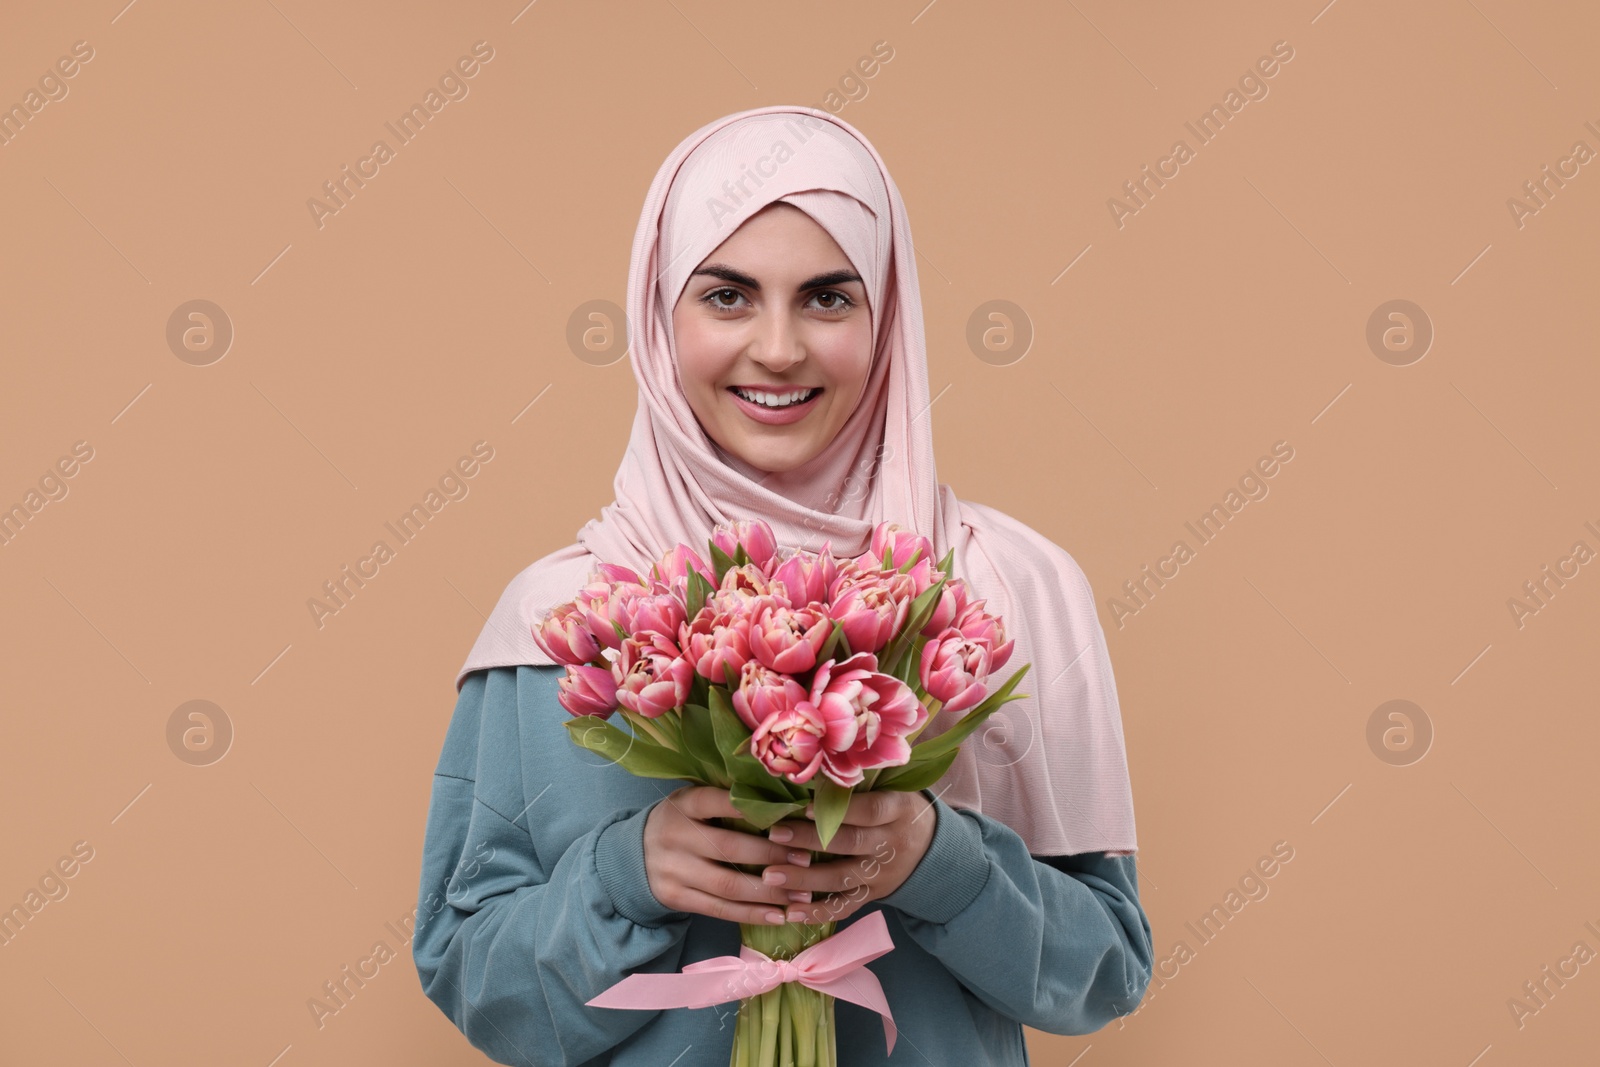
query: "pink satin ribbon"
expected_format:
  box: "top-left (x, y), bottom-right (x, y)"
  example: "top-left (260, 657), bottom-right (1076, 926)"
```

top-left (586, 909), bottom-right (898, 1054)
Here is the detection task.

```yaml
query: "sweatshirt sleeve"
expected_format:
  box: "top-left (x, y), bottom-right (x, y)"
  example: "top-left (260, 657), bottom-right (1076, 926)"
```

top-left (411, 666), bottom-right (695, 1066)
top-left (877, 792), bottom-right (1154, 1035)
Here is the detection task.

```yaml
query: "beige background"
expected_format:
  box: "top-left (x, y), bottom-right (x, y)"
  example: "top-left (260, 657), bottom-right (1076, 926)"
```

top-left (2, 1), bottom-right (1596, 1064)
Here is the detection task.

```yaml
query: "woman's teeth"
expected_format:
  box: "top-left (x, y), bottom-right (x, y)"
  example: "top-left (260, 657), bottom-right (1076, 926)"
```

top-left (732, 387), bottom-right (819, 408)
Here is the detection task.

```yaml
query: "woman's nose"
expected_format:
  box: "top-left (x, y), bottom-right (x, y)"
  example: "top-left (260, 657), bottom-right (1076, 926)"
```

top-left (749, 313), bottom-right (804, 371)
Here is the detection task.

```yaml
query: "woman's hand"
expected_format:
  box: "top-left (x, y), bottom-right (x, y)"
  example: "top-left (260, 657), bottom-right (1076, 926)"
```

top-left (759, 790), bottom-right (937, 925)
top-left (642, 784), bottom-right (819, 925)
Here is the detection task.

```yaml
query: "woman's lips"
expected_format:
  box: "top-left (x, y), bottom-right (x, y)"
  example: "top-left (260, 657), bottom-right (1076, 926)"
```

top-left (727, 386), bottom-right (822, 426)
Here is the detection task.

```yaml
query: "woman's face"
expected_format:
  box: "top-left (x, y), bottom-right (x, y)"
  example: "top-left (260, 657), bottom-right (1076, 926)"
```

top-left (672, 202), bottom-right (873, 476)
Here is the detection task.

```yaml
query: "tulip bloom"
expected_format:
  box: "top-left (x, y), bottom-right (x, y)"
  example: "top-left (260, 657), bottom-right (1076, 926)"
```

top-left (614, 633), bottom-right (694, 718)
top-left (750, 703), bottom-right (827, 784)
top-left (557, 664), bottom-right (619, 718)
top-left (533, 602), bottom-right (602, 666)
top-left (829, 571), bottom-right (913, 655)
top-left (732, 660), bottom-right (811, 733)
top-left (682, 603), bottom-right (753, 684)
top-left (811, 652), bottom-right (927, 788)
top-left (749, 600), bottom-right (832, 674)
top-left (919, 629), bottom-right (992, 714)
top-left (712, 518), bottom-right (778, 570)
top-left (771, 541), bottom-right (839, 607)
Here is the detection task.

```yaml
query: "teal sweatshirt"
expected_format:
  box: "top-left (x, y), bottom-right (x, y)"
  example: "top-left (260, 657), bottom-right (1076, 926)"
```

top-left (412, 664), bottom-right (1153, 1065)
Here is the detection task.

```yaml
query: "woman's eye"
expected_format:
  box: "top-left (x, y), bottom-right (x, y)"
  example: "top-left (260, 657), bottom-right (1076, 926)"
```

top-left (705, 287), bottom-right (747, 311)
top-left (810, 291), bottom-right (855, 314)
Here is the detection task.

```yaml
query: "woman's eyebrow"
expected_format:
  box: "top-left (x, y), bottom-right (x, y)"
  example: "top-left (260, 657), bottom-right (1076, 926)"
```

top-left (690, 263), bottom-right (863, 292)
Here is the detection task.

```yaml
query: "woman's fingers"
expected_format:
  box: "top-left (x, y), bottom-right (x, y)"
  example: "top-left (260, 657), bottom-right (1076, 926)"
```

top-left (674, 857), bottom-right (814, 915)
top-left (765, 818), bottom-right (876, 855)
top-left (775, 881), bottom-right (874, 926)
top-left (671, 885), bottom-right (807, 927)
top-left (758, 856), bottom-right (878, 896)
top-left (699, 825), bottom-right (813, 868)
top-left (670, 784), bottom-right (748, 822)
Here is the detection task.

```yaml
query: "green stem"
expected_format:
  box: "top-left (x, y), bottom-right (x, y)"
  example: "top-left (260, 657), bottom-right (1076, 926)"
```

top-left (758, 987), bottom-right (780, 1065)
top-left (743, 995), bottom-right (759, 1065)
top-left (620, 709), bottom-right (672, 749)
top-left (791, 983), bottom-right (820, 1067)
top-left (778, 984), bottom-right (794, 1067)
top-left (730, 995), bottom-right (746, 1066)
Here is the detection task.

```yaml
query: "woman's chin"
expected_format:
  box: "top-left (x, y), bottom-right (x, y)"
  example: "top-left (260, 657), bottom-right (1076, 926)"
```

top-left (727, 436), bottom-right (819, 476)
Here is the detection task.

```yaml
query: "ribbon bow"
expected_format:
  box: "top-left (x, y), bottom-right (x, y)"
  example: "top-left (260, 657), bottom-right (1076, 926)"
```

top-left (586, 909), bottom-right (898, 1054)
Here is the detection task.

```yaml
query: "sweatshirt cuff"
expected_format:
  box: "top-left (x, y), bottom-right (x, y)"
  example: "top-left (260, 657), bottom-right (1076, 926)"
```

top-left (594, 801), bottom-right (692, 928)
top-left (879, 791), bottom-right (991, 924)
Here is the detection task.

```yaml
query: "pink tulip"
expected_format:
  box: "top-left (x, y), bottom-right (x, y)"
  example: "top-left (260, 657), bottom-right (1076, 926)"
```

top-left (749, 600), bottom-right (832, 674)
top-left (731, 660), bottom-right (810, 732)
top-left (750, 703), bottom-right (827, 784)
top-left (614, 632), bottom-right (694, 718)
top-left (955, 600), bottom-right (1016, 673)
top-left (533, 602), bottom-right (601, 666)
top-left (557, 664), bottom-right (619, 717)
top-left (574, 581), bottom-right (632, 652)
top-left (712, 518), bottom-right (778, 570)
top-left (624, 593), bottom-right (687, 646)
top-left (812, 652), bottom-right (927, 788)
top-left (682, 602), bottom-right (753, 684)
top-left (919, 628), bottom-right (992, 714)
top-left (596, 562), bottom-right (647, 586)
top-left (870, 522), bottom-right (934, 574)
top-left (648, 542), bottom-right (715, 592)
top-left (829, 570), bottom-right (913, 655)
top-left (719, 562), bottom-right (780, 603)
top-left (771, 541), bottom-right (839, 607)
top-left (918, 575), bottom-right (972, 638)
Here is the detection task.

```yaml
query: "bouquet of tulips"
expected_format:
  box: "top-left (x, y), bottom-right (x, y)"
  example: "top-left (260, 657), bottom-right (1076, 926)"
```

top-left (535, 518), bottom-right (1029, 1067)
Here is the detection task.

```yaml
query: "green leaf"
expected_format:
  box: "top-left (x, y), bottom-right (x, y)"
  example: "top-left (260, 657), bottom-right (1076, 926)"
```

top-left (910, 663), bottom-right (1032, 763)
top-left (873, 747), bottom-right (960, 791)
top-left (901, 577), bottom-right (946, 637)
top-left (563, 717), bottom-right (703, 781)
top-left (878, 579), bottom-right (944, 674)
top-left (706, 688), bottom-right (746, 751)
top-left (729, 781), bottom-right (808, 829)
top-left (812, 776), bottom-right (853, 850)
top-left (709, 541), bottom-right (736, 585)
top-left (816, 619), bottom-right (848, 665)
top-left (679, 703), bottom-right (727, 786)
top-left (686, 564), bottom-right (714, 621)
top-left (888, 635), bottom-right (927, 686)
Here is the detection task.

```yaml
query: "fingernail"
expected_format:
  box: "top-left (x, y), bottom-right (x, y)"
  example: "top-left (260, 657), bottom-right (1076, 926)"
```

top-left (787, 890), bottom-right (812, 903)
top-left (787, 908), bottom-right (807, 922)
top-left (789, 851), bottom-right (811, 868)
top-left (803, 804), bottom-right (815, 819)
top-left (766, 910), bottom-right (786, 925)
top-left (763, 869), bottom-right (786, 885)
top-left (768, 825), bottom-right (793, 843)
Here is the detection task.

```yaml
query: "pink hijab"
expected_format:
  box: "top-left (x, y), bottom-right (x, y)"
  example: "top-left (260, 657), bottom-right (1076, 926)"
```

top-left (457, 105), bottom-right (1138, 857)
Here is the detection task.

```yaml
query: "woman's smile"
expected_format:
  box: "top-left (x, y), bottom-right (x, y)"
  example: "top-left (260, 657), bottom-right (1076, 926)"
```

top-left (726, 384), bottom-right (825, 425)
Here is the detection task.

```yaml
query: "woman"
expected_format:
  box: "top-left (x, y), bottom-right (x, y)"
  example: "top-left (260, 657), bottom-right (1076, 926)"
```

top-left (412, 105), bottom-right (1152, 1065)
